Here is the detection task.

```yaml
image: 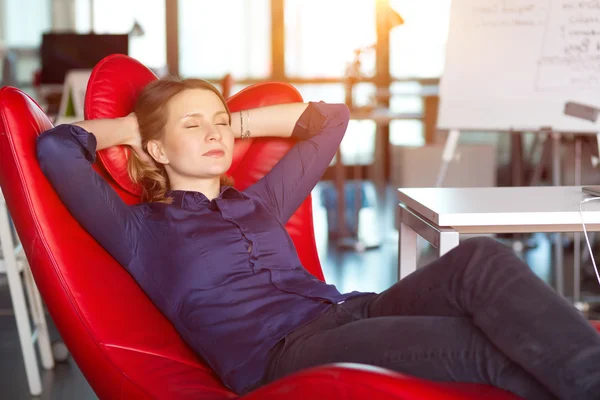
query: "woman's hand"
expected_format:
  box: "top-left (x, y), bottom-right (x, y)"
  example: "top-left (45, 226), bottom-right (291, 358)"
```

top-left (74, 113), bottom-right (151, 159)
top-left (123, 113), bottom-right (154, 165)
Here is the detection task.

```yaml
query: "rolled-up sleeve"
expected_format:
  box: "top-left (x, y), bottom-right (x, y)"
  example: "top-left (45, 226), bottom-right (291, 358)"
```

top-left (246, 102), bottom-right (350, 223)
top-left (37, 124), bottom-right (141, 267)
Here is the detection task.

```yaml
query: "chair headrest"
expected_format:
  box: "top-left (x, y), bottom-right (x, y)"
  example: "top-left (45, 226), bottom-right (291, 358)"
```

top-left (85, 55), bottom-right (157, 197)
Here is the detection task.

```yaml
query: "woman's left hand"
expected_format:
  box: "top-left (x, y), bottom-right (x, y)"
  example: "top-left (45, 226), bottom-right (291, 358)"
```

top-left (123, 113), bottom-right (154, 165)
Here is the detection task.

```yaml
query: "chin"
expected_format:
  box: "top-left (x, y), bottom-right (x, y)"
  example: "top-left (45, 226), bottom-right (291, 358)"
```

top-left (204, 166), bottom-right (230, 177)
top-left (202, 160), bottom-right (232, 175)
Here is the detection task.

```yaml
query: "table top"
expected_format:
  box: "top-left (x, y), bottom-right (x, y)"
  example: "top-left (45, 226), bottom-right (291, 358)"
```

top-left (397, 186), bottom-right (600, 232)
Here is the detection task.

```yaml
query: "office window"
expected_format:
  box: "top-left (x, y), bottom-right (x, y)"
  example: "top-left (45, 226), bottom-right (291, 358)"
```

top-left (178, 0), bottom-right (271, 79)
top-left (389, 81), bottom-right (423, 114)
top-left (285, 0), bottom-right (376, 78)
top-left (294, 84), bottom-right (345, 103)
top-left (390, 120), bottom-right (424, 146)
top-left (389, 0), bottom-right (451, 78)
top-left (2, 0), bottom-right (51, 47)
top-left (1, 0), bottom-right (51, 86)
top-left (293, 83), bottom-right (376, 165)
top-left (342, 120), bottom-right (376, 164)
top-left (74, 0), bottom-right (166, 69)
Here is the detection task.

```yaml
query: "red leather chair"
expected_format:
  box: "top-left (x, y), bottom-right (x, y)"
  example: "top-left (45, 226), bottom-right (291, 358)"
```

top-left (0, 54), bottom-right (540, 399)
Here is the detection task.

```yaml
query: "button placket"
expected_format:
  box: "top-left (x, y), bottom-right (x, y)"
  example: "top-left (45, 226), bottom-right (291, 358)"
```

top-left (220, 212), bottom-right (257, 268)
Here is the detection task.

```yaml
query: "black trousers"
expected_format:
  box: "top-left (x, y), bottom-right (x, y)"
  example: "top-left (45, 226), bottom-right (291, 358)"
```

top-left (262, 238), bottom-right (600, 400)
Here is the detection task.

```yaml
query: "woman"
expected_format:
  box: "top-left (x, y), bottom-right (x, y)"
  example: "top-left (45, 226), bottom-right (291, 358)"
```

top-left (37, 77), bottom-right (600, 400)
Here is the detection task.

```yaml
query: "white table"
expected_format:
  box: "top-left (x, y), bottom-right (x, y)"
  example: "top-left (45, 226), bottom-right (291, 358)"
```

top-left (397, 186), bottom-right (600, 298)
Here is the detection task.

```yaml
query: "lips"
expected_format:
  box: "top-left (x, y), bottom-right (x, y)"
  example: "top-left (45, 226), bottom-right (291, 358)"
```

top-left (203, 149), bottom-right (225, 157)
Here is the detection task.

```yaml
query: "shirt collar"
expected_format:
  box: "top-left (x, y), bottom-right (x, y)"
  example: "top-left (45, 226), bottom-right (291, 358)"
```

top-left (167, 186), bottom-right (245, 207)
top-left (220, 186), bottom-right (245, 199)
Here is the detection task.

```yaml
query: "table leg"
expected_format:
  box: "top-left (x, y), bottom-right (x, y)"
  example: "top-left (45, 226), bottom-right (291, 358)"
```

top-left (398, 205), bottom-right (460, 279)
top-left (398, 220), bottom-right (418, 280)
top-left (438, 231), bottom-right (460, 258)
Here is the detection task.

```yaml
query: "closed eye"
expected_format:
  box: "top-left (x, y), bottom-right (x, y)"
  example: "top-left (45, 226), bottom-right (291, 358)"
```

top-left (185, 125), bottom-right (199, 129)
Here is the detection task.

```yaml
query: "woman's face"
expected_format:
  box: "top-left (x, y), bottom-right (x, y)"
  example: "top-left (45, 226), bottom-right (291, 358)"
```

top-left (149, 88), bottom-right (234, 181)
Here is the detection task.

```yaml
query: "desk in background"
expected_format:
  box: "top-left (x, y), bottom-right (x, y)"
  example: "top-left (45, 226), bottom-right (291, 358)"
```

top-left (397, 186), bottom-right (600, 302)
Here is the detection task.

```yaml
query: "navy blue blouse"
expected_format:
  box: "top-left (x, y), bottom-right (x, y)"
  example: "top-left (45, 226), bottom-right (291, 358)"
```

top-left (37, 102), bottom-right (370, 394)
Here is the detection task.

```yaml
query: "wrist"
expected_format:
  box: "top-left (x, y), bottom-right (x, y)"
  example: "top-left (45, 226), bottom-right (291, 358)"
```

top-left (120, 113), bottom-right (139, 146)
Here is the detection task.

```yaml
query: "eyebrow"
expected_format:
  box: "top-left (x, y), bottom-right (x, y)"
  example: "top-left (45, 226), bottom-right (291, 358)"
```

top-left (181, 111), bottom-right (228, 120)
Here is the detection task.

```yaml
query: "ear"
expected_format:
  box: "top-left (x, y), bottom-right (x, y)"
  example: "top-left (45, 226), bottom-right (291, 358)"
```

top-left (147, 140), bottom-right (170, 165)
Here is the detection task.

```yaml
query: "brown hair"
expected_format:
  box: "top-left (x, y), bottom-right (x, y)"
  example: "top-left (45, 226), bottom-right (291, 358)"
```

top-left (127, 77), bottom-right (234, 203)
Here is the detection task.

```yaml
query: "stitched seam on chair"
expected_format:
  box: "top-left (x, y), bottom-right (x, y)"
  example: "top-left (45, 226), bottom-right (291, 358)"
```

top-left (105, 345), bottom-right (238, 399)
top-left (103, 343), bottom-right (208, 371)
top-left (0, 92), bottom-right (157, 400)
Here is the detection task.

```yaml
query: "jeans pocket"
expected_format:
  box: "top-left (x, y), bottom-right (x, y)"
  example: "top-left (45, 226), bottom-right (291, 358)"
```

top-left (337, 294), bottom-right (375, 321)
top-left (336, 303), bottom-right (361, 324)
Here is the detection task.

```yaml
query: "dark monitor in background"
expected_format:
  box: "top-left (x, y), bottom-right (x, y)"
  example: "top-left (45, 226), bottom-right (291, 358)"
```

top-left (40, 33), bottom-right (128, 84)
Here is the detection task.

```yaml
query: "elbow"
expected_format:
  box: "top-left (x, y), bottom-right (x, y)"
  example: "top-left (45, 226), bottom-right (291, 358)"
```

top-left (336, 103), bottom-right (351, 122)
top-left (332, 103), bottom-right (351, 129)
top-left (36, 126), bottom-right (84, 177)
top-left (36, 128), bottom-right (63, 168)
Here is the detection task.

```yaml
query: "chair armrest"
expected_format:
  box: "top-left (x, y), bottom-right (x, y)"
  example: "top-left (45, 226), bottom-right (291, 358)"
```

top-left (242, 363), bottom-right (521, 400)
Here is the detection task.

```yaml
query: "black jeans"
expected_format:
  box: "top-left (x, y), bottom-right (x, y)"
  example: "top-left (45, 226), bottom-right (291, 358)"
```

top-left (262, 237), bottom-right (600, 400)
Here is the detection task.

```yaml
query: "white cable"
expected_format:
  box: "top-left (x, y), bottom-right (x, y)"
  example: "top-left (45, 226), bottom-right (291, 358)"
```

top-left (579, 197), bottom-right (600, 287)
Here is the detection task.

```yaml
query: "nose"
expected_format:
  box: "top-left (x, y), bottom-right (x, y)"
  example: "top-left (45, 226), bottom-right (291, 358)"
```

top-left (205, 124), bottom-right (222, 142)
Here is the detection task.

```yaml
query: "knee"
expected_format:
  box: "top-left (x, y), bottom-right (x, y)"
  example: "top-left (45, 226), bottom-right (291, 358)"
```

top-left (460, 236), bottom-right (508, 254)
top-left (452, 237), bottom-right (513, 274)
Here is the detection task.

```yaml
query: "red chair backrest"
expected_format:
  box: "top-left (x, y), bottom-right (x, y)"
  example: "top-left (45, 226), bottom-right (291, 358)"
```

top-left (0, 55), bottom-right (323, 399)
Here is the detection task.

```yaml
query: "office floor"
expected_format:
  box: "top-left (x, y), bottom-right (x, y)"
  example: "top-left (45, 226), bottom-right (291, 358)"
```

top-left (1, 184), bottom-right (599, 399)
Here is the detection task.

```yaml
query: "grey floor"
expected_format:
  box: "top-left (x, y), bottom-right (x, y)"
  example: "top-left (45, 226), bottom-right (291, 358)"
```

top-left (1, 184), bottom-right (599, 399)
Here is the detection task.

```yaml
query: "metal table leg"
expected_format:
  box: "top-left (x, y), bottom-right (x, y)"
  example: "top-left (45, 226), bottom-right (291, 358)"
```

top-left (398, 205), bottom-right (459, 280)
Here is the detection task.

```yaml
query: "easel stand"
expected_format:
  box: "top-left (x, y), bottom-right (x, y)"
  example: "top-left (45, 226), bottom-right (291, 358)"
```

top-left (435, 129), bottom-right (461, 187)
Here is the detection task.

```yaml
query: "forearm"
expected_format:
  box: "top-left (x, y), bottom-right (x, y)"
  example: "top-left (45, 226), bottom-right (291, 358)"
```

top-left (244, 102), bottom-right (350, 222)
top-left (73, 114), bottom-right (137, 150)
top-left (230, 102), bottom-right (309, 138)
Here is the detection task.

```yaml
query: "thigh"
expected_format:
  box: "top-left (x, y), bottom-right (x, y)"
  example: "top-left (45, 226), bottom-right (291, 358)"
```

top-left (367, 237), bottom-right (538, 319)
top-left (266, 315), bottom-right (555, 400)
